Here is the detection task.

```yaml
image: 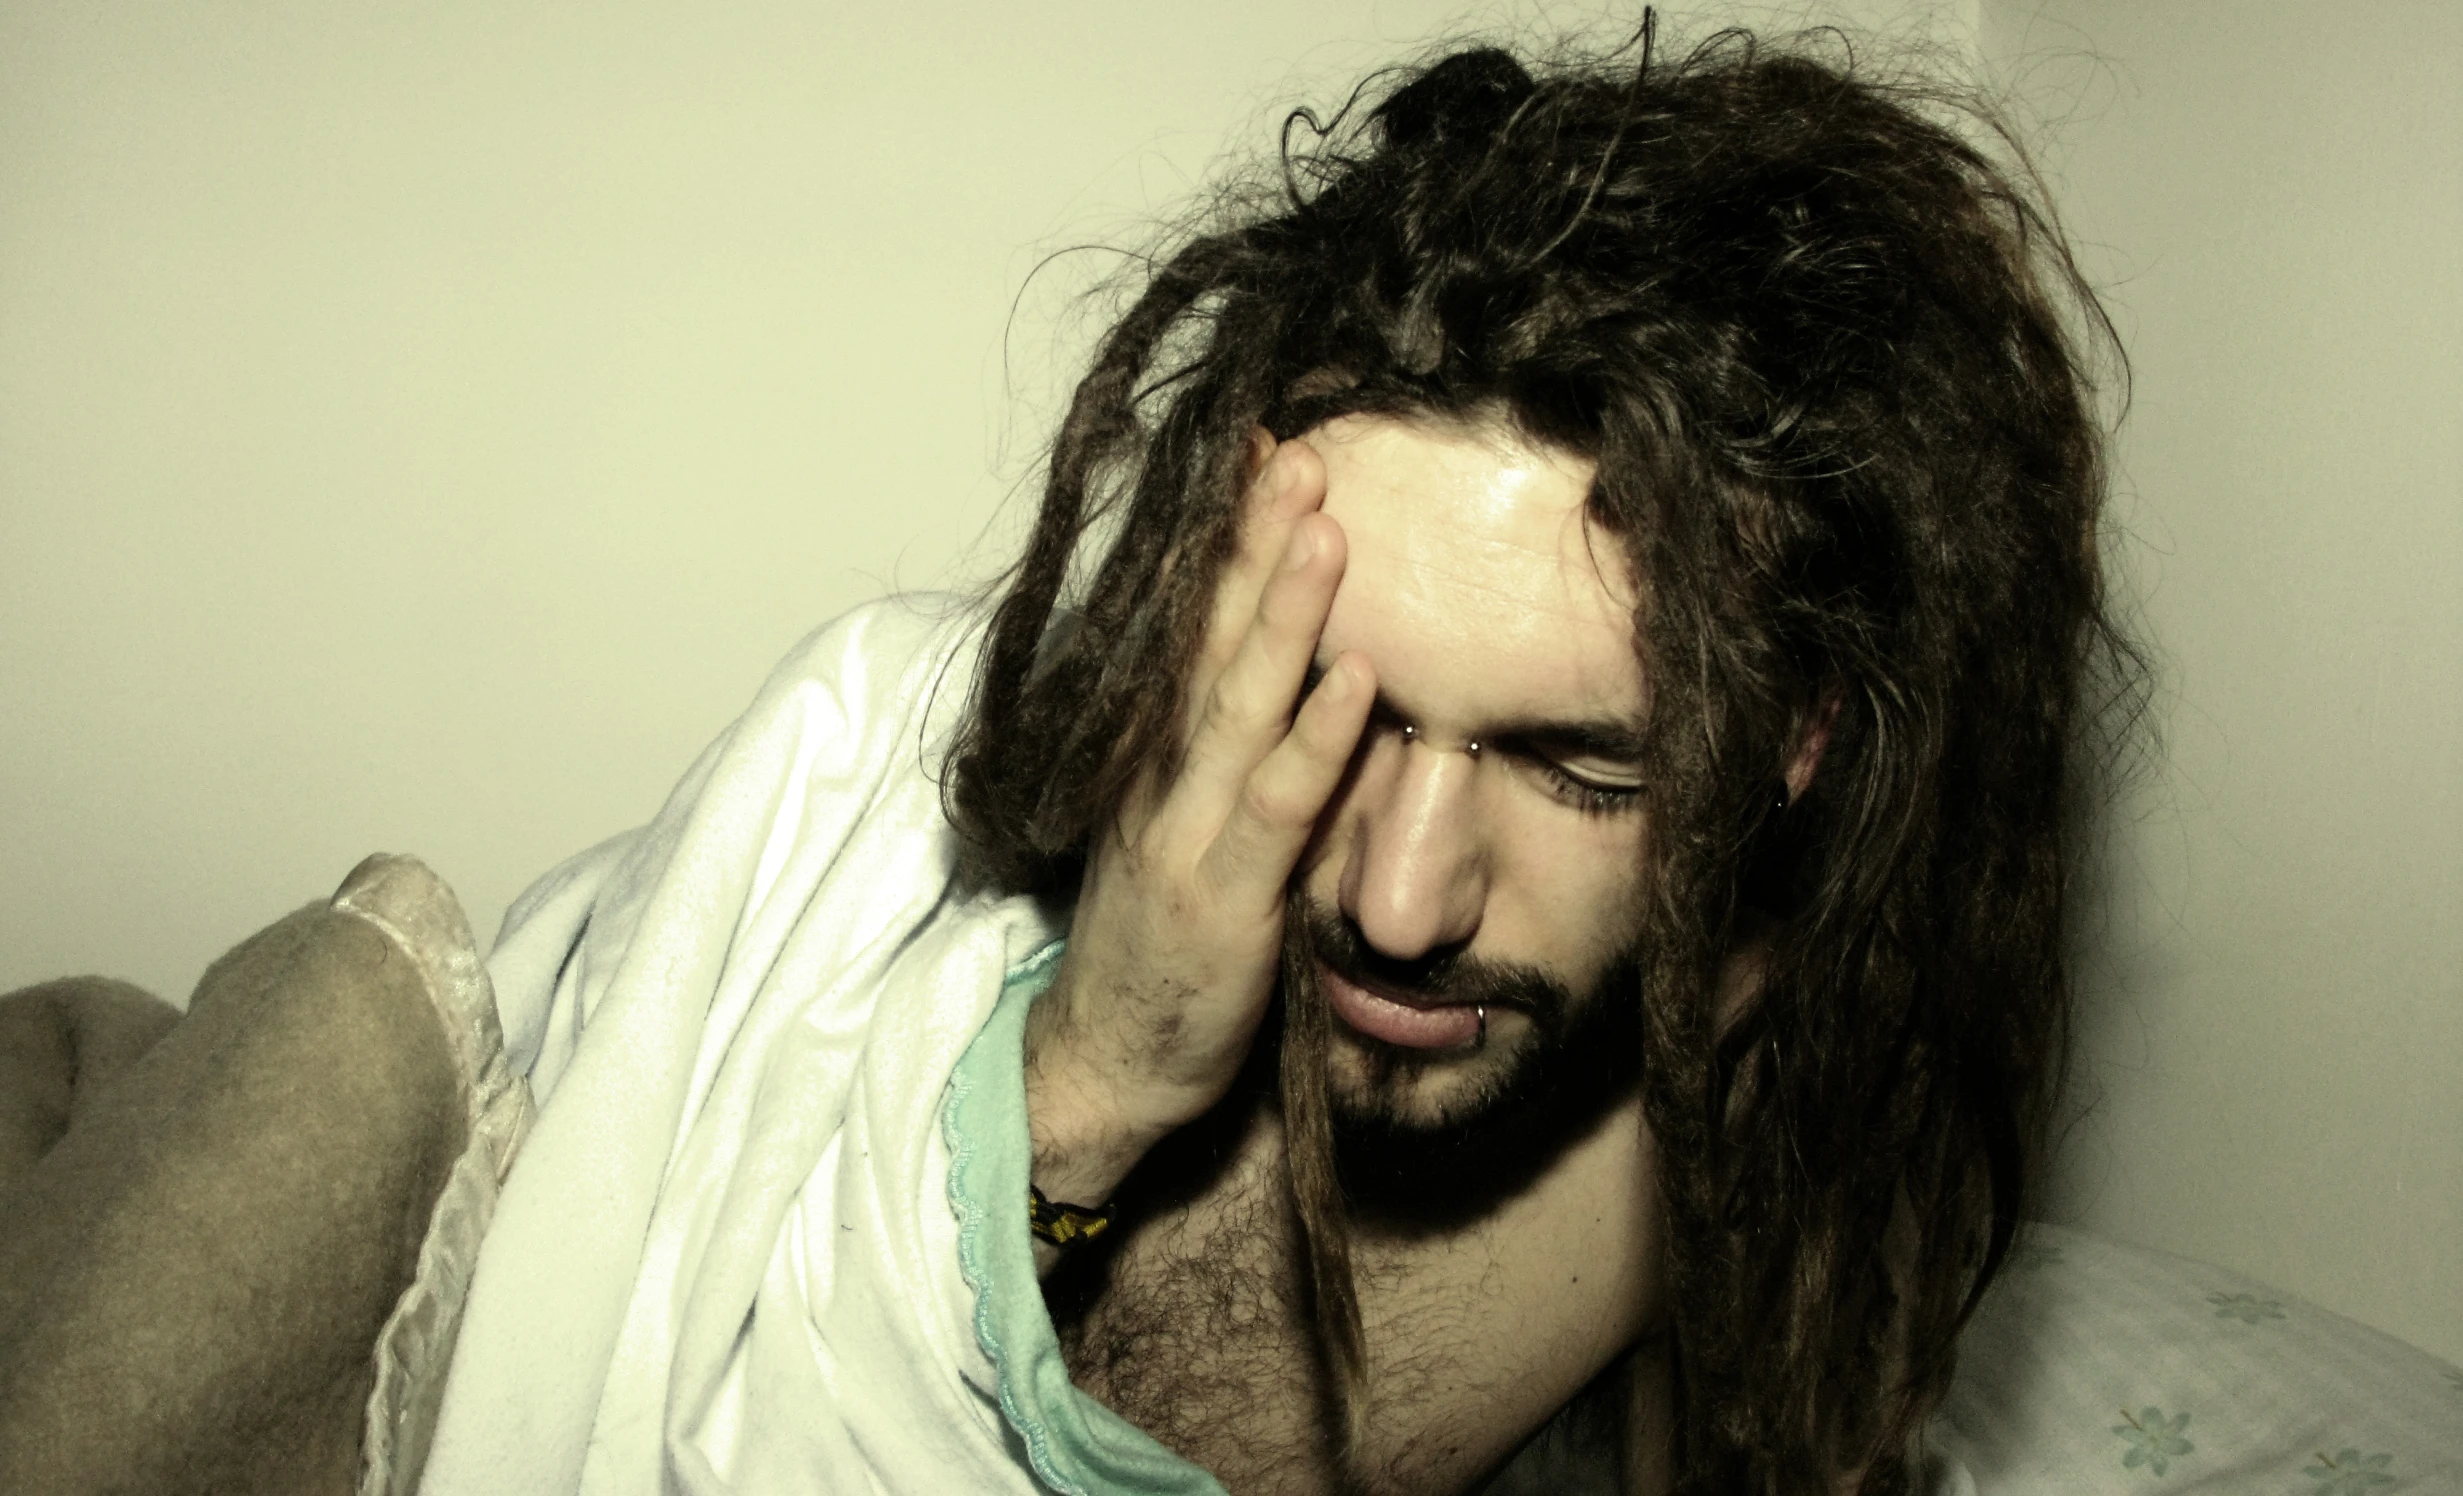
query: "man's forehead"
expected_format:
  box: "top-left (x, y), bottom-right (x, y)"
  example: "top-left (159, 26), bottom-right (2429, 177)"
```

top-left (1306, 416), bottom-right (1649, 731)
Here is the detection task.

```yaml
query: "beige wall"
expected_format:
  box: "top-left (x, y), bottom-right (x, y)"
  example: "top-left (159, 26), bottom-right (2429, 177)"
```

top-left (1982, 1), bottom-right (2463, 1363)
top-left (16, 0), bottom-right (2449, 1372)
top-left (1, 0), bottom-right (1955, 999)
top-left (4, 0), bottom-right (1564, 997)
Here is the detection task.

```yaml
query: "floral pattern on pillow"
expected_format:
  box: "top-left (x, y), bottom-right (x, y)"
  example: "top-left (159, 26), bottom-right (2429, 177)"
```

top-left (1930, 1225), bottom-right (2462, 1493)
top-left (2207, 1292), bottom-right (2286, 1326)
top-left (2112, 1407), bottom-right (2195, 1476)
top-left (2302, 1448), bottom-right (2397, 1494)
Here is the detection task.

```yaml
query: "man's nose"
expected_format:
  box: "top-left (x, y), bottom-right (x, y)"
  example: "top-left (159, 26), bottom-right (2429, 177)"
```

top-left (1336, 740), bottom-right (1487, 961)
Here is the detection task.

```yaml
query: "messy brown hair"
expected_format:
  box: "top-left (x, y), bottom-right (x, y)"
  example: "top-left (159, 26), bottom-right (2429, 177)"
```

top-left (946, 21), bottom-right (2132, 1494)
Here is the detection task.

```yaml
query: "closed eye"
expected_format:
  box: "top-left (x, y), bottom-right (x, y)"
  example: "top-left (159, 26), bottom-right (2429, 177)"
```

top-left (1512, 746), bottom-right (1644, 817)
top-left (1304, 656), bottom-right (1649, 816)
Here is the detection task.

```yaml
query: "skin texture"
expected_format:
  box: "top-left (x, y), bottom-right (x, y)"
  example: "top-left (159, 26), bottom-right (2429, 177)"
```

top-left (1023, 430), bottom-right (1373, 1215)
top-left (1057, 1077), bottom-right (1667, 1494)
top-left (1028, 415), bottom-right (1681, 1492)
top-left (1297, 417), bottom-right (1652, 1127)
top-left (1026, 415), bottom-right (1657, 1198)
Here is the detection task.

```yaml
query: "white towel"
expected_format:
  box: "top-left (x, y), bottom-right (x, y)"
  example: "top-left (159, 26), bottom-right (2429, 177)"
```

top-left (418, 596), bottom-right (1066, 1495)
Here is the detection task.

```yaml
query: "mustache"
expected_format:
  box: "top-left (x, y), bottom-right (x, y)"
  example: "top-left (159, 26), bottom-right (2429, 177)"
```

top-left (1292, 898), bottom-right (1576, 1035)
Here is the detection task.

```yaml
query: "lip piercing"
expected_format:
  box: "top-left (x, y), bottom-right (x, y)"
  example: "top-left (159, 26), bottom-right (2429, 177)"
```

top-left (1474, 1004), bottom-right (1488, 1050)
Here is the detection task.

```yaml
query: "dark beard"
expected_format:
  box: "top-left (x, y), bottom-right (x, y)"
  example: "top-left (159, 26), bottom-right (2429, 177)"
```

top-left (1286, 900), bottom-right (1645, 1232)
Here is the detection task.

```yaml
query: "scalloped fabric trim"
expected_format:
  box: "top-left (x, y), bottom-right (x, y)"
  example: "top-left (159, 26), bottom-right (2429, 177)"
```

top-left (942, 941), bottom-right (1227, 1496)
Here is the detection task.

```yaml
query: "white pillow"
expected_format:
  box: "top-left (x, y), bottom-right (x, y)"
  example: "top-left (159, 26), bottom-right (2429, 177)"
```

top-left (1935, 1223), bottom-right (2463, 1492)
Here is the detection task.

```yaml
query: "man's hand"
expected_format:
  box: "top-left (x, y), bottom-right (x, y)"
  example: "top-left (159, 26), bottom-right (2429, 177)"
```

top-left (1023, 432), bottom-right (1372, 1225)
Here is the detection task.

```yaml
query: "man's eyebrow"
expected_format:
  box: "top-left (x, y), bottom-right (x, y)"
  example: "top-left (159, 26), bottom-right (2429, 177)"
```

top-left (1496, 717), bottom-right (1650, 763)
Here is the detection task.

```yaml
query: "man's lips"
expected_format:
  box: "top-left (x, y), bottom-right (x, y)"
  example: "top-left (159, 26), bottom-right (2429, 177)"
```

top-left (1320, 964), bottom-right (1483, 1050)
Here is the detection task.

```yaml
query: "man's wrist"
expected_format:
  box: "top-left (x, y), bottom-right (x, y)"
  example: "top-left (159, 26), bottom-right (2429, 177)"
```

top-left (1021, 1053), bottom-right (1169, 1210)
top-left (1019, 957), bottom-right (1210, 1206)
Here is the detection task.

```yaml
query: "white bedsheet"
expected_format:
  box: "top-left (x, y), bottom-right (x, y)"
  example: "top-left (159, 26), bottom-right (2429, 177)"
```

top-left (417, 597), bottom-right (1064, 1495)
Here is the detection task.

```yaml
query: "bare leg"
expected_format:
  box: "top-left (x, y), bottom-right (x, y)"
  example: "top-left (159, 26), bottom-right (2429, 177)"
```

top-left (0, 887), bottom-right (467, 1495)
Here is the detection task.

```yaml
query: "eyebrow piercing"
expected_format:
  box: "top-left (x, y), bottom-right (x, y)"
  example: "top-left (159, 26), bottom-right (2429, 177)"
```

top-left (1397, 723), bottom-right (1481, 757)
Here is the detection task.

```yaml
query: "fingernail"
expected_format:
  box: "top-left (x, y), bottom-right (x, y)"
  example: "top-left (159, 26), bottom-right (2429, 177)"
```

top-left (1282, 526), bottom-right (1313, 571)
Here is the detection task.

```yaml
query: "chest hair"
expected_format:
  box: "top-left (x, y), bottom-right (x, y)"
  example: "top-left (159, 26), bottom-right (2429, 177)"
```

top-left (1046, 1097), bottom-right (1650, 1495)
top-left (1053, 1108), bottom-right (1339, 1492)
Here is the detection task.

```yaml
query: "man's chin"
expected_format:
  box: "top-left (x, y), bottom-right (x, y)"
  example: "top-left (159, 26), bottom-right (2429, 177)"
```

top-left (1318, 990), bottom-right (1642, 1232)
top-left (1322, 1020), bottom-right (1519, 1131)
top-left (1320, 1032), bottom-right (1571, 1231)
top-left (1285, 899), bottom-right (1646, 1228)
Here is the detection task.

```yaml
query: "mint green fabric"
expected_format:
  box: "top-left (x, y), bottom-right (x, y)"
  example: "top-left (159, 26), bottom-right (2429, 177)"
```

top-left (942, 943), bottom-right (1228, 1496)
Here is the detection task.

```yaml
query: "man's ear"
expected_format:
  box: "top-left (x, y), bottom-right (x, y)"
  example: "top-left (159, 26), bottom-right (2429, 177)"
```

top-left (1781, 684), bottom-right (1842, 803)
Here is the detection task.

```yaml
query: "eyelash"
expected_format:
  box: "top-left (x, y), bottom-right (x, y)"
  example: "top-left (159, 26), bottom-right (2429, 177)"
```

top-left (1534, 758), bottom-right (1644, 817)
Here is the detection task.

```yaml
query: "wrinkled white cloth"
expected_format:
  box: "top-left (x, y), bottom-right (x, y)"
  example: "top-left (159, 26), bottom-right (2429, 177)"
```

top-left (417, 596), bottom-right (1066, 1495)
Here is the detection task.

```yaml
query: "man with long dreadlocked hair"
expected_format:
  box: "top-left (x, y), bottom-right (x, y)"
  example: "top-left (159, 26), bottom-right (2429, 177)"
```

top-left (941, 23), bottom-right (2126, 1496)
top-left (0, 20), bottom-right (2127, 1496)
